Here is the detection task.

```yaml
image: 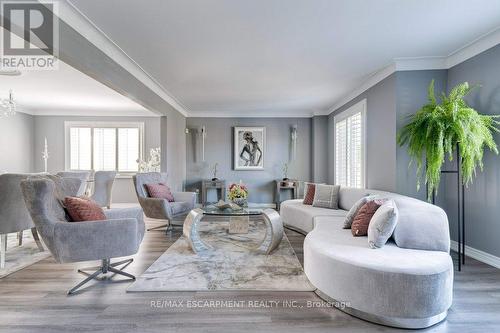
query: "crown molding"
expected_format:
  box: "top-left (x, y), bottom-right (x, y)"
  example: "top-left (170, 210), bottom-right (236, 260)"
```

top-left (15, 108), bottom-right (35, 116)
top-left (446, 26), bottom-right (500, 68)
top-left (17, 107), bottom-right (158, 117)
top-left (394, 56), bottom-right (447, 71)
top-left (187, 110), bottom-right (315, 118)
top-left (57, 2), bottom-right (500, 119)
top-left (326, 26), bottom-right (500, 116)
top-left (60, 1), bottom-right (189, 117)
top-left (322, 63), bottom-right (396, 115)
top-left (31, 109), bottom-right (159, 117)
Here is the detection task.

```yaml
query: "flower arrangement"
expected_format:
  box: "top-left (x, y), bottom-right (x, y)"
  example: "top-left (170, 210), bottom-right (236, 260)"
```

top-left (228, 182), bottom-right (248, 206)
top-left (137, 147), bottom-right (161, 172)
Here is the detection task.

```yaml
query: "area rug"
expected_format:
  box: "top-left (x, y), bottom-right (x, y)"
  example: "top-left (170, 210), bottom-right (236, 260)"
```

top-left (128, 217), bottom-right (314, 292)
top-left (0, 232), bottom-right (51, 279)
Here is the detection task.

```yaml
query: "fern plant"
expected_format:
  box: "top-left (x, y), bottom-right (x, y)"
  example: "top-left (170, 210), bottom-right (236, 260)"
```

top-left (397, 80), bottom-right (500, 201)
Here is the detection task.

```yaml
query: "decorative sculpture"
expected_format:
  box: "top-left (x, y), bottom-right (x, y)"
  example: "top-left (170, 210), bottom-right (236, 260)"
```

top-left (42, 137), bottom-right (49, 173)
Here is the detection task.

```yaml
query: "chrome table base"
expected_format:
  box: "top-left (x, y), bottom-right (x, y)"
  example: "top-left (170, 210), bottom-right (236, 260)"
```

top-left (183, 208), bottom-right (284, 255)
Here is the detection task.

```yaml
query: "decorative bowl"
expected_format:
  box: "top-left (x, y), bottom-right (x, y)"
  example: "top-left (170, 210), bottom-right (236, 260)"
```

top-left (214, 200), bottom-right (231, 210)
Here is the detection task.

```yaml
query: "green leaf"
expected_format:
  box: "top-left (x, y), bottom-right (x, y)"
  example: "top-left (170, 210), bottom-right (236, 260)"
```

top-left (397, 80), bottom-right (499, 201)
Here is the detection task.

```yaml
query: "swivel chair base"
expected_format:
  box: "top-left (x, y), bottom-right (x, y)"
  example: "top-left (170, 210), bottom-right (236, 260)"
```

top-left (68, 258), bottom-right (135, 295)
top-left (146, 219), bottom-right (181, 233)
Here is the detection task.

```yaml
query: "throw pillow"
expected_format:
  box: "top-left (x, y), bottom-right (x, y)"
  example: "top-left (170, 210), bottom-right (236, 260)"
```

top-left (368, 200), bottom-right (399, 248)
top-left (64, 197), bottom-right (107, 222)
top-left (303, 183), bottom-right (316, 205)
top-left (343, 194), bottom-right (374, 229)
top-left (351, 199), bottom-right (386, 236)
top-left (312, 184), bottom-right (340, 209)
top-left (145, 183), bottom-right (175, 202)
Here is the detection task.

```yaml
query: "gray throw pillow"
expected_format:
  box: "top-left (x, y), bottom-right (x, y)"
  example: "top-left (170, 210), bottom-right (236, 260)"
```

top-left (368, 200), bottom-right (399, 249)
top-left (343, 194), bottom-right (374, 229)
top-left (312, 184), bottom-right (340, 209)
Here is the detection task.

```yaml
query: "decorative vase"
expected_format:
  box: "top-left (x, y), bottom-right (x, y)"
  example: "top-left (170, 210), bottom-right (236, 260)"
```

top-left (232, 197), bottom-right (247, 207)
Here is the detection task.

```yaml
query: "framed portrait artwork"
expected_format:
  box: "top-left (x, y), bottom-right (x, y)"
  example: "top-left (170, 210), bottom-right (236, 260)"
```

top-left (234, 127), bottom-right (265, 170)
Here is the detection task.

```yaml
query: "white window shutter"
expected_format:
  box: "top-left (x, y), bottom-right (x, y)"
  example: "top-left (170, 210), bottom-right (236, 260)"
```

top-left (335, 100), bottom-right (365, 188)
top-left (67, 122), bottom-right (143, 173)
top-left (335, 119), bottom-right (347, 187)
top-left (118, 128), bottom-right (140, 172)
top-left (70, 127), bottom-right (91, 170)
top-left (93, 128), bottom-right (116, 171)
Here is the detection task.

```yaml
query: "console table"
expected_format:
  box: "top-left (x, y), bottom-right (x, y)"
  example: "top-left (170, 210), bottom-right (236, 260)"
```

top-left (201, 179), bottom-right (226, 205)
top-left (275, 179), bottom-right (299, 210)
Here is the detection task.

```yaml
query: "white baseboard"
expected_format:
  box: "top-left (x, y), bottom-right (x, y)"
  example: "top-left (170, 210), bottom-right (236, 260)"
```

top-left (450, 241), bottom-right (500, 269)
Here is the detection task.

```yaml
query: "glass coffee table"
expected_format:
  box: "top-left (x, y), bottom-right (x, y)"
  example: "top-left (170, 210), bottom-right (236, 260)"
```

top-left (183, 205), bottom-right (284, 255)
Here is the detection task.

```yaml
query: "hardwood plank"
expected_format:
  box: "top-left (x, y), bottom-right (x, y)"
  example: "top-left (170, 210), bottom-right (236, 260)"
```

top-left (0, 218), bottom-right (498, 333)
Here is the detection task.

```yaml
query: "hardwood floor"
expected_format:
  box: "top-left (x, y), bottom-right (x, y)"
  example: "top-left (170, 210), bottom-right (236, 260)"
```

top-left (0, 217), bottom-right (499, 333)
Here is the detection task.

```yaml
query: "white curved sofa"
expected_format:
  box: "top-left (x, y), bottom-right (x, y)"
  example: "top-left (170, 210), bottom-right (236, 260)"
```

top-left (280, 187), bottom-right (453, 329)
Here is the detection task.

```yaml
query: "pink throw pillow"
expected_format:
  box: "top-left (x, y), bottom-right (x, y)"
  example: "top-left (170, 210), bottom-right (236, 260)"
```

top-left (303, 183), bottom-right (316, 205)
top-left (351, 199), bottom-right (386, 236)
top-left (64, 197), bottom-right (107, 222)
top-left (145, 183), bottom-right (175, 202)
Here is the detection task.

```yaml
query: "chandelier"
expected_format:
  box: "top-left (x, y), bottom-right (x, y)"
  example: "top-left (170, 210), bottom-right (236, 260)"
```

top-left (0, 90), bottom-right (17, 117)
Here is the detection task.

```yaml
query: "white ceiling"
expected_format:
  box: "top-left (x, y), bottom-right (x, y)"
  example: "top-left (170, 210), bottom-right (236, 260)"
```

top-left (67, 1), bottom-right (500, 117)
top-left (0, 44), bottom-right (154, 116)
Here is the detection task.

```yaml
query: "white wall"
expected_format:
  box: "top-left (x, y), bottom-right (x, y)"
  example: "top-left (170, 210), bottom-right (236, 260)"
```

top-left (0, 112), bottom-right (34, 173)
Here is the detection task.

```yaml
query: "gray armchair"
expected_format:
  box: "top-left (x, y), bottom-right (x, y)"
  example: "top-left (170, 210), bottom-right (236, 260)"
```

top-left (21, 177), bottom-right (145, 294)
top-left (133, 172), bottom-right (196, 232)
top-left (0, 173), bottom-right (47, 268)
top-left (56, 171), bottom-right (91, 196)
top-left (91, 171), bottom-right (117, 208)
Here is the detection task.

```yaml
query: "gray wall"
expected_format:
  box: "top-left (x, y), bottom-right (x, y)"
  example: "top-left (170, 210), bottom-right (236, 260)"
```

top-left (0, 112), bottom-right (34, 173)
top-left (186, 117), bottom-right (312, 203)
top-left (33, 115), bottom-right (161, 203)
top-left (161, 107), bottom-right (187, 192)
top-left (312, 116), bottom-right (328, 183)
top-left (328, 74), bottom-right (397, 191)
top-left (395, 70), bottom-right (448, 201)
top-left (444, 44), bottom-right (500, 257)
top-left (325, 59), bottom-right (500, 259)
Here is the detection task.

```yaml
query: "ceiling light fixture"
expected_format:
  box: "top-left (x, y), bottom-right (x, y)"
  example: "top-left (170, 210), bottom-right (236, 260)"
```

top-left (0, 90), bottom-right (17, 117)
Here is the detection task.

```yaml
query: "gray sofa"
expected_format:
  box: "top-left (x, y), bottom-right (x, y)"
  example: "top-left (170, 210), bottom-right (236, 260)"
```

top-left (280, 187), bottom-right (453, 329)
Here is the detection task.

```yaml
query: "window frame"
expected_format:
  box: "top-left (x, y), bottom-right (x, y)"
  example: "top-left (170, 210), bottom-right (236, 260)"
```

top-left (333, 99), bottom-right (367, 188)
top-left (64, 121), bottom-right (145, 177)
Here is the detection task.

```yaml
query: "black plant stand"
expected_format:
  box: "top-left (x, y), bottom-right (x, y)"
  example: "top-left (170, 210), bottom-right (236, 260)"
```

top-left (427, 144), bottom-right (465, 271)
